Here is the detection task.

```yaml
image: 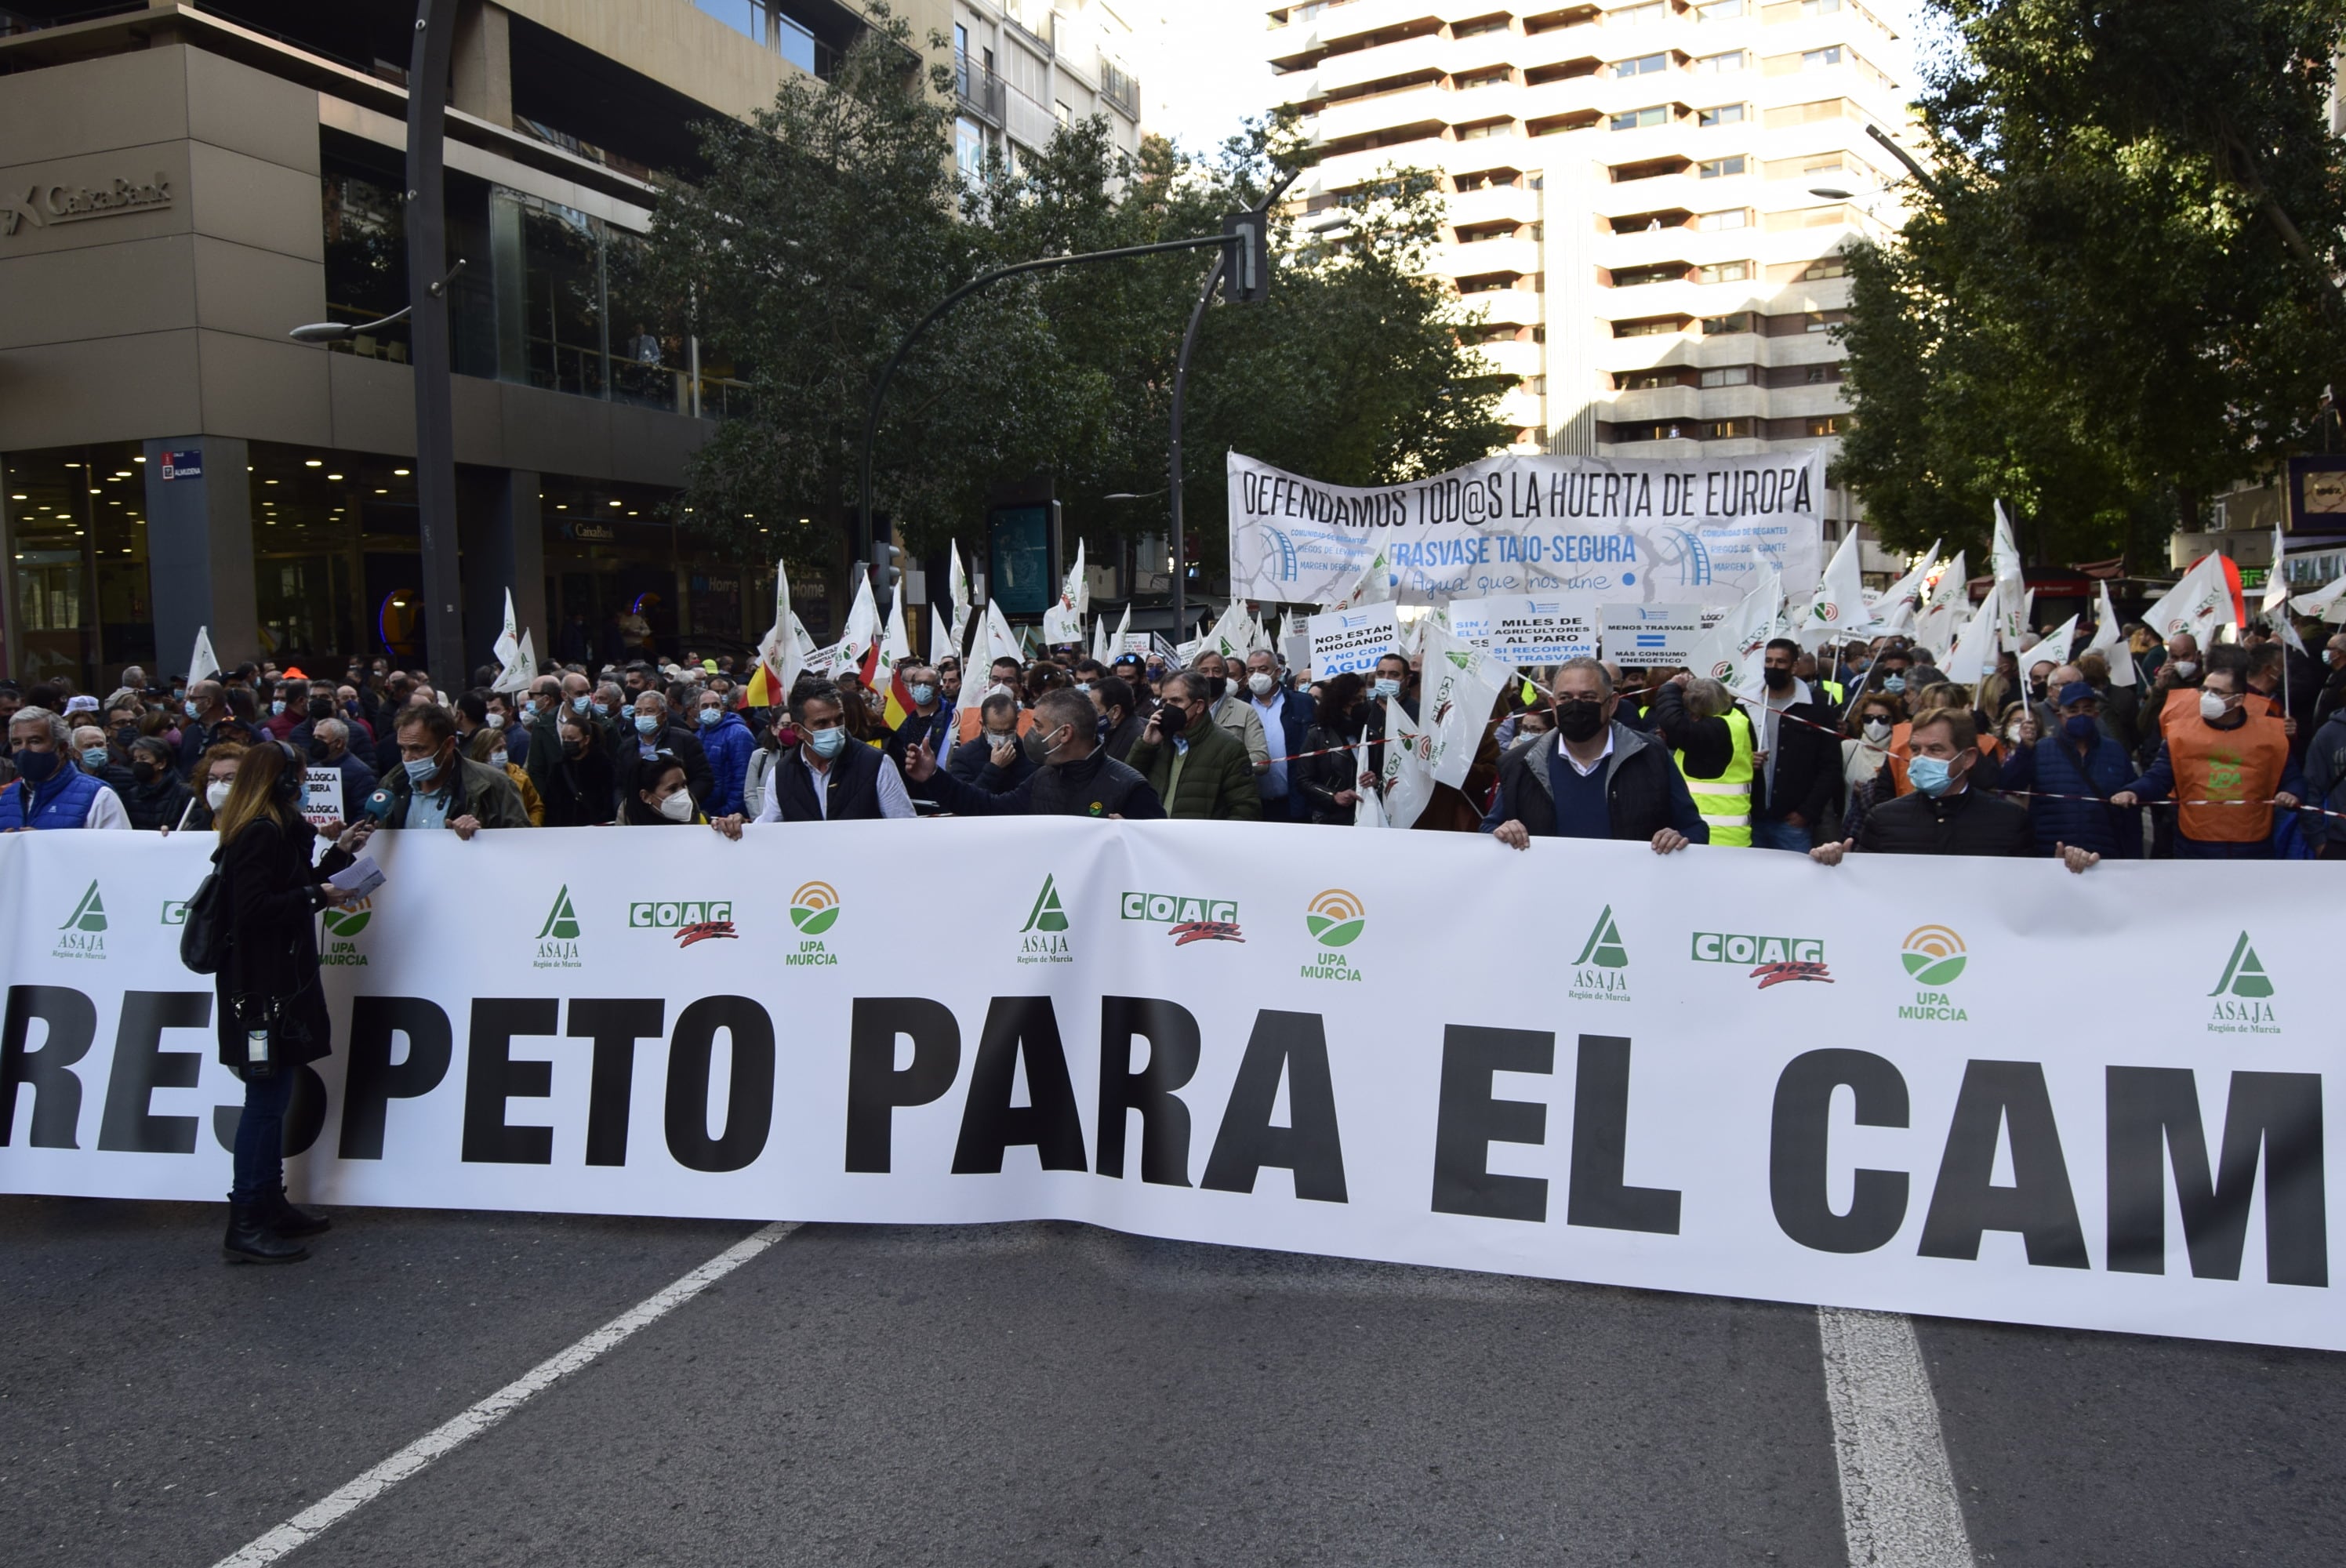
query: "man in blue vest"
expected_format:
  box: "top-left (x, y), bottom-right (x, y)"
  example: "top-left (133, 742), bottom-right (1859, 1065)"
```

top-left (2, 706), bottom-right (131, 829)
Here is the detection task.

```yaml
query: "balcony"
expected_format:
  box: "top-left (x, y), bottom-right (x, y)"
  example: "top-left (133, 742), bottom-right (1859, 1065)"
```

top-left (1609, 383), bottom-right (1701, 422)
top-left (1467, 337), bottom-right (1545, 378)
top-left (1444, 183), bottom-right (1542, 229)
top-left (1310, 80), bottom-right (1449, 143)
top-left (955, 52), bottom-right (1004, 126)
top-left (1455, 287), bottom-right (1546, 328)
top-left (1099, 56), bottom-right (1140, 118)
top-left (1434, 234), bottom-right (1543, 279)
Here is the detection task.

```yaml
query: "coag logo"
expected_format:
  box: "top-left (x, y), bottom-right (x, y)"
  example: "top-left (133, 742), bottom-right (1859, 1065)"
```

top-left (1121, 890), bottom-right (1243, 944)
top-left (1303, 890), bottom-right (1364, 949)
top-left (60, 881), bottom-right (107, 934)
top-left (1691, 929), bottom-right (1831, 989)
top-left (789, 882), bottom-right (840, 935)
top-left (1899, 926), bottom-right (1967, 986)
top-left (1022, 876), bottom-right (1070, 934)
top-left (2206, 931), bottom-right (2279, 1035)
top-left (321, 898), bottom-right (372, 938)
top-left (540, 886), bottom-right (581, 940)
top-left (631, 898), bottom-right (735, 928)
top-left (160, 900), bottom-right (189, 925)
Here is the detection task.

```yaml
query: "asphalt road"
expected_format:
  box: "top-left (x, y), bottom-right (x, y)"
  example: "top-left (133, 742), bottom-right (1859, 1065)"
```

top-left (1, 1197), bottom-right (2340, 1567)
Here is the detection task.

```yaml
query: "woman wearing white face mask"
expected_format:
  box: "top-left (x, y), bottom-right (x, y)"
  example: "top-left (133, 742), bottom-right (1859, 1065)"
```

top-left (175, 741), bottom-right (249, 833)
top-left (623, 754), bottom-right (705, 825)
top-left (1841, 694), bottom-right (1905, 798)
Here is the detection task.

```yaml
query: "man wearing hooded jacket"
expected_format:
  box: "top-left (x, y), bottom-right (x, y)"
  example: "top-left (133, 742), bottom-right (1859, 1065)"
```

top-left (1481, 659), bottom-right (1707, 853)
top-left (1749, 637), bottom-right (1843, 851)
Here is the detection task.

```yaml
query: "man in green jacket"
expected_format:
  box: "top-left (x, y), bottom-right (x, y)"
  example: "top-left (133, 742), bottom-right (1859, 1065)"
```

top-left (1124, 672), bottom-right (1262, 821)
top-left (376, 703), bottom-right (532, 837)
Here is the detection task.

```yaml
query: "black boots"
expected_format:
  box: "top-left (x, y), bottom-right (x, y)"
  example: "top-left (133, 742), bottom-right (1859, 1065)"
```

top-left (260, 1189), bottom-right (332, 1239)
top-left (223, 1203), bottom-right (309, 1264)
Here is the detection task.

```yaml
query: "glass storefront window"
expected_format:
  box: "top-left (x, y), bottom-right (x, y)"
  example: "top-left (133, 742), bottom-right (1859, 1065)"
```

top-left (2, 442), bottom-right (151, 690)
top-left (247, 441), bottom-right (419, 672)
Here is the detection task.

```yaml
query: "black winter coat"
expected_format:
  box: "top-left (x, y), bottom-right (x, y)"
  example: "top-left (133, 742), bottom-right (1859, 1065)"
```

top-left (214, 814), bottom-right (352, 1067)
top-left (1856, 787), bottom-right (2035, 858)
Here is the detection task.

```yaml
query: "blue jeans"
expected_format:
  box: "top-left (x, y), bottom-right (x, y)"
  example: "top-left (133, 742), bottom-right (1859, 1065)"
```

top-left (1751, 818), bottom-right (1814, 853)
top-left (230, 1062), bottom-right (296, 1204)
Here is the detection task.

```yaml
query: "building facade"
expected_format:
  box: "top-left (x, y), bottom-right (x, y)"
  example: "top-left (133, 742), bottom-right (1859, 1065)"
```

top-left (0, 0), bottom-right (946, 691)
top-left (949, 0), bottom-right (1142, 180)
top-left (1266, 0), bottom-right (1916, 570)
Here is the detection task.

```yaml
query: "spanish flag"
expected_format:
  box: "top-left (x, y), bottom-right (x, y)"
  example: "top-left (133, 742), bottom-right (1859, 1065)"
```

top-left (877, 579), bottom-right (915, 731)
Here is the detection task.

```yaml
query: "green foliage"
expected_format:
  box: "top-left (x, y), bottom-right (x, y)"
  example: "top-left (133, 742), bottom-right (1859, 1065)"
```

top-left (643, 7), bottom-right (1508, 600)
top-left (1836, 0), bottom-right (2346, 564)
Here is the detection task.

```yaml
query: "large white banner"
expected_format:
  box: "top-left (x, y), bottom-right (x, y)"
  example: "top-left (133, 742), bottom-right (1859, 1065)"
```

top-left (1, 827), bottom-right (2335, 1351)
top-left (1228, 449), bottom-right (1826, 609)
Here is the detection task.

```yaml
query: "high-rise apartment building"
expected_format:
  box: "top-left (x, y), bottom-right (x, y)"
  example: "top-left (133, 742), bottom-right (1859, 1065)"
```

top-left (1266, 0), bottom-right (1917, 557)
top-left (950, 0), bottom-right (1143, 179)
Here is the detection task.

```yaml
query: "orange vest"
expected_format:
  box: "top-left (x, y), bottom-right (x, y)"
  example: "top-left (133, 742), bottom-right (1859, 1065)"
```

top-left (2164, 711), bottom-right (2290, 842)
top-left (954, 706), bottom-right (1037, 745)
top-left (2157, 684), bottom-right (2277, 742)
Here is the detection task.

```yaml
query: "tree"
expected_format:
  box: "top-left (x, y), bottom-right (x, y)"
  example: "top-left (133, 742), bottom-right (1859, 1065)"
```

top-left (1836, 0), bottom-right (2346, 565)
top-left (645, 10), bottom-right (1508, 612)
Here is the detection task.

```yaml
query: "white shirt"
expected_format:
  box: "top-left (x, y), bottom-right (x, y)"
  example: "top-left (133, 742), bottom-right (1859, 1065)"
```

top-left (84, 782), bottom-right (130, 829)
top-left (1557, 728), bottom-right (1614, 778)
top-left (751, 746), bottom-right (916, 822)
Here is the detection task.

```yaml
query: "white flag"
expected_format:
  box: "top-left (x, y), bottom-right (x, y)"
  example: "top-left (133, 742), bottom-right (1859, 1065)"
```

top-left (2264, 525), bottom-right (2291, 615)
top-left (881, 579), bottom-right (913, 668)
top-left (1911, 550), bottom-right (1967, 661)
top-left (1686, 567), bottom-right (1782, 699)
top-left (1329, 545), bottom-right (1396, 610)
top-left (755, 562), bottom-right (804, 706)
top-left (2026, 614), bottom-right (2079, 672)
top-left (1351, 735), bottom-right (1389, 829)
top-left (1992, 500), bottom-right (2030, 650)
top-left (928, 604), bottom-right (955, 668)
top-left (833, 569), bottom-right (883, 679)
top-left (1110, 602), bottom-right (1132, 659)
top-left (1207, 600), bottom-right (1255, 661)
top-left (2083, 579), bottom-right (2137, 688)
top-left (1801, 531), bottom-right (1875, 644)
top-left (1418, 622), bottom-right (1508, 789)
top-left (1064, 538), bottom-right (1088, 616)
top-left (491, 590), bottom-right (532, 694)
top-left (1942, 590), bottom-right (2002, 685)
top-left (948, 539), bottom-right (971, 623)
top-left (1090, 615), bottom-right (1108, 664)
top-left (984, 599), bottom-right (1024, 666)
top-left (1378, 696), bottom-right (1435, 830)
top-left (2293, 570), bottom-right (2346, 623)
top-left (2141, 553), bottom-right (2236, 647)
top-left (1866, 539), bottom-right (1941, 617)
top-left (186, 624), bottom-right (220, 684)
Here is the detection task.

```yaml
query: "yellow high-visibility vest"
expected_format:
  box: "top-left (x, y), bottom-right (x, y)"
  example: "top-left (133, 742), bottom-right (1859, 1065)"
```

top-left (1675, 706), bottom-right (1753, 848)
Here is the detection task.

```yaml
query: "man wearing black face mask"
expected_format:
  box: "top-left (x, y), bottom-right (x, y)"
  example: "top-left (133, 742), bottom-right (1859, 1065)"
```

top-left (905, 688), bottom-right (1164, 818)
top-left (307, 717), bottom-right (379, 811)
top-left (1750, 637), bottom-right (1841, 852)
top-left (1483, 659), bottom-right (1706, 853)
top-left (1998, 681), bottom-right (2137, 858)
top-left (119, 736), bottom-right (194, 830)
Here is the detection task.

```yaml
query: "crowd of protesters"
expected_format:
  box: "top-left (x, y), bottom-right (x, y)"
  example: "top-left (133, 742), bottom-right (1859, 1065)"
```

top-left (2, 608), bottom-right (2343, 861)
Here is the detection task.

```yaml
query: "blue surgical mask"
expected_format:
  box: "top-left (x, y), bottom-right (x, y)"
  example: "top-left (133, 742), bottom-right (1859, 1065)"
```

top-left (183, 699), bottom-right (201, 720)
top-left (592, 701), bottom-right (611, 717)
top-left (402, 753), bottom-right (441, 784)
top-left (910, 684), bottom-right (935, 705)
top-left (1908, 754), bottom-right (1956, 797)
top-left (270, 700), bottom-right (285, 716)
top-left (697, 707), bottom-right (721, 727)
top-left (81, 746), bottom-right (111, 771)
top-left (1882, 675), bottom-right (1906, 694)
top-left (634, 713), bottom-right (660, 736)
top-left (1372, 678), bottom-right (1400, 699)
top-left (572, 695), bottom-right (592, 714)
top-left (807, 726), bottom-right (847, 757)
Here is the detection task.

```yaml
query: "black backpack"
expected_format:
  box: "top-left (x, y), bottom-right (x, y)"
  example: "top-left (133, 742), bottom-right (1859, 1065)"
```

top-left (178, 862), bottom-right (229, 975)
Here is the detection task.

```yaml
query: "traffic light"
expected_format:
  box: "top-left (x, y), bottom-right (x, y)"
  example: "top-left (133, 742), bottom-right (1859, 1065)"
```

top-left (872, 541), bottom-right (904, 596)
top-left (1222, 211), bottom-right (1269, 305)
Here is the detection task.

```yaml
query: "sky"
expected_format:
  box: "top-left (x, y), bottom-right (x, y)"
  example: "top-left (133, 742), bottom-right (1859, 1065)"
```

top-left (1127, 1), bottom-right (1946, 158)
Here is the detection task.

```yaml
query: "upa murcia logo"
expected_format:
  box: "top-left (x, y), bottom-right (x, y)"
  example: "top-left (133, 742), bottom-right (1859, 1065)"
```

top-left (1690, 929), bottom-right (1832, 989)
top-left (628, 897), bottom-right (737, 948)
top-left (1121, 889), bottom-right (1244, 945)
top-left (1300, 889), bottom-right (1364, 982)
top-left (1571, 906), bottom-right (1631, 1001)
top-left (2206, 931), bottom-right (2278, 1034)
top-left (1019, 875), bottom-right (1073, 965)
top-left (786, 881), bottom-right (841, 966)
top-left (534, 884), bottom-right (583, 970)
top-left (321, 896), bottom-right (372, 967)
top-left (1897, 926), bottom-right (1967, 1022)
top-left (54, 880), bottom-right (106, 960)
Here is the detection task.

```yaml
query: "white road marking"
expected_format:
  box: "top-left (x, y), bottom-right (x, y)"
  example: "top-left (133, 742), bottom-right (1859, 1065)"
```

top-left (1818, 1306), bottom-right (1976, 1567)
top-left (210, 1221), bottom-right (800, 1568)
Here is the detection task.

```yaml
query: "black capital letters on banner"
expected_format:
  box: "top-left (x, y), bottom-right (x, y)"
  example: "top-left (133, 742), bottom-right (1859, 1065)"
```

top-left (463, 999), bottom-right (561, 1164)
top-left (953, 997), bottom-right (1087, 1174)
top-left (1770, 1048), bottom-right (1910, 1254)
top-left (1095, 996), bottom-right (1200, 1185)
top-left (1201, 1010), bottom-right (1348, 1203)
top-left (1918, 1060), bottom-right (2088, 1268)
top-left (1567, 1034), bottom-right (1680, 1235)
top-left (844, 998), bottom-right (961, 1173)
top-left (1, 985), bottom-right (96, 1149)
top-left (665, 996), bottom-right (775, 1174)
top-left (567, 999), bottom-right (665, 1167)
top-left (1431, 1025), bottom-right (1553, 1223)
top-left (97, 991), bottom-right (209, 1154)
top-left (2105, 1067), bottom-right (2327, 1287)
top-left (338, 996), bottom-right (453, 1159)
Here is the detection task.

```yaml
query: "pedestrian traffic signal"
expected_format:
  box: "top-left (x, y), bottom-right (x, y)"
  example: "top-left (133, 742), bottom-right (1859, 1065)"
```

top-left (1222, 211), bottom-right (1269, 305)
top-left (873, 542), bottom-right (905, 596)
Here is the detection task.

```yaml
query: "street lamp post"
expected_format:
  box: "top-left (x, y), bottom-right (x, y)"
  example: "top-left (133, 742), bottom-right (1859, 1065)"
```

top-left (405, 0), bottom-right (464, 697)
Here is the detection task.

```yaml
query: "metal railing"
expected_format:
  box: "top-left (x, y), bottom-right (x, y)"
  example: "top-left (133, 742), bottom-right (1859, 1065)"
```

top-left (1099, 56), bottom-right (1139, 118)
top-left (954, 52), bottom-right (1005, 125)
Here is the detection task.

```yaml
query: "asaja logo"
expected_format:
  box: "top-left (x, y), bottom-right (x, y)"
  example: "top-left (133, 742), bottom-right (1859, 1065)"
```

top-left (1301, 890), bottom-right (1364, 983)
top-left (1019, 876), bottom-right (1074, 966)
top-left (1303, 890), bottom-right (1365, 949)
top-left (53, 880), bottom-right (105, 960)
top-left (1571, 906), bottom-right (1631, 1001)
top-left (2207, 931), bottom-right (2279, 1035)
top-left (321, 896), bottom-right (372, 967)
top-left (533, 884), bottom-right (583, 971)
top-left (1900, 926), bottom-right (1966, 985)
top-left (1121, 889), bottom-right (1243, 945)
top-left (1896, 926), bottom-right (1967, 1022)
top-left (787, 881), bottom-right (841, 967)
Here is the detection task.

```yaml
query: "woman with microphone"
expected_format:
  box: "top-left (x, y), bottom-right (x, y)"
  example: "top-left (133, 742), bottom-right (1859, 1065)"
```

top-left (210, 740), bottom-right (373, 1263)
